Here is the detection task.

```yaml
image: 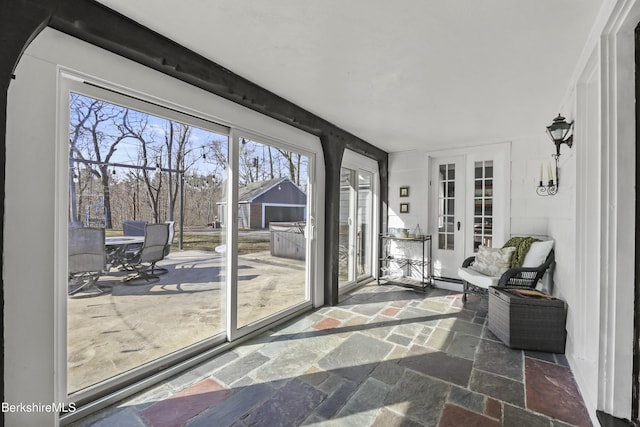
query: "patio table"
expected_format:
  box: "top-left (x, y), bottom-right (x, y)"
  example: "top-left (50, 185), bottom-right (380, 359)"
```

top-left (105, 236), bottom-right (144, 270)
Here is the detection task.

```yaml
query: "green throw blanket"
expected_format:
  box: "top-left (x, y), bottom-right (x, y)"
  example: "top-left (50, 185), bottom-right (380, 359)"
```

top-left (502, 236), bottom-right (540, 267)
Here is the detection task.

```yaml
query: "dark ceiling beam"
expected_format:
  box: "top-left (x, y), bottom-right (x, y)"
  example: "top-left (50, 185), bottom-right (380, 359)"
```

top-left (47, 0), bottom-right (384, 156)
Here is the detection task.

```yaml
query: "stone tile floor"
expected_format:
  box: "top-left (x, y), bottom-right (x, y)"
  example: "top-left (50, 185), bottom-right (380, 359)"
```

top-left (72, 283), bottom-right (593, 426)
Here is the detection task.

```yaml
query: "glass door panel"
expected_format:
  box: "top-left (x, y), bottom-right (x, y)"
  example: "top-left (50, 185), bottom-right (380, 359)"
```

top-left (438, 163), bottom-right (456, 251)
top-left (473, 160), bottom-right (494, 251)
top-left (339, 166), bottom-right (374, 288)
top-left (67, 91), bottom-right (227, 393)
top-left (235, 138), bottom-right (310, 328)
top-left (338, 168), bottom-right (356, 287)
top-left (357, 171), bottom-right (373, 279)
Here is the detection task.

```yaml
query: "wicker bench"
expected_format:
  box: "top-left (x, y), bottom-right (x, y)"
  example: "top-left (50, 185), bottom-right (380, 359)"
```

top-left (458, 241), bottom-right (555, 302)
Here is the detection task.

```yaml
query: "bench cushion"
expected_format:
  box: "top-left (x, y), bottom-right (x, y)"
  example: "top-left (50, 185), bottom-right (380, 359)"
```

top-left (458, 267), bottom-right (501, 289)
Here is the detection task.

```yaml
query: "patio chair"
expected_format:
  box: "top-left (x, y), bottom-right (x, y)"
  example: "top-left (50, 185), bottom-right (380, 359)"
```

top-left (123, 220), bottom-right (147, 236)
top-left (147, 220), bottom-right (175, 275)
top-left (123, 223), bottom-right (169, 284)
top-left (458, 239), bottom-right (555, 302)
top-left (68, 227), bottom-right (106, 296)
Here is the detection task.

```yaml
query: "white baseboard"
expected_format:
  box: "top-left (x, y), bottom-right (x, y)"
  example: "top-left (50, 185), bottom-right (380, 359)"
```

top-left (433, 279), bottom-right (463, 293)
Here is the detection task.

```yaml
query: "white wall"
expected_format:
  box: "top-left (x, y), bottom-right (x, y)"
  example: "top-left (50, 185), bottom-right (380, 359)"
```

top-left (387, 150), bottom-right (428, 233)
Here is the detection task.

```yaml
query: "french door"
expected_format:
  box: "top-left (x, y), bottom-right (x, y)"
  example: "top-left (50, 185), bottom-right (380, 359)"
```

top-left (430, 156), bottom-right (466, 279)
top-left (429, 147), bottom-right (508, 279)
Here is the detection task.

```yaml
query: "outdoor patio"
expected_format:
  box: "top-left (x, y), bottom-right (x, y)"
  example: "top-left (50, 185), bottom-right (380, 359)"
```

top-left (68, 248), bottom-right (306, 393)
top-left (70, 282), bottom-right (592, 426)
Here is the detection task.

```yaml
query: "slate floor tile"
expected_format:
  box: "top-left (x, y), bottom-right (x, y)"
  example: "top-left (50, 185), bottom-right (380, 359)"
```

top-left (140, 379), bottom-right (230, 427)
top-left (335, 377), bottom-right (389, 424)
top-left (384, 369), bottom-right (450, 426)
top-left (426, 327), bottom-right (454, 351)
top-left (525, 357), bottom-right (592, 426)
top-left (400, 344), bottom-right (473, 387)
top-left (314, 380), bottom-right (358, 419)
top-left (381, 307), bottom-right (400, 317)
top-left (214, 352), bottom-right (270, 386)
top-left (503, 403), bottom-right (556, 426)
top-left (447, 385), bottom-right (485, 414)
top-left (387, 333), bottom-right (412, 347)
top-left (254, 346), bottom-right (317, 383)
top-left (439, 403), bottom-right (500, 427)
top-left (446, 332), bottom-right (481, 360)
top-left (396, 306), bottom-right (444, 327)
top-left (475, 338), bottom-right (523, 381)
top-left (438, 316), bottom-right (484, 337)
top-left (318, 333), bottom-right (393, 382)
top-left (371, 408), bottom-right (423, 427)
top-left (74, 408), bottom-right (146, 427)
top-left (314, 317), bottom-right (341, 330)
top-left (470, 369), bottom-right (525, 408)
top-left (485, 397), bottom-right (502, 419)
top-left (241, 378), bottom-right (326, 426)
top-left (185, 383), bottom-right (275, 427)
top-left (370, 360), bottom-right (406, 386)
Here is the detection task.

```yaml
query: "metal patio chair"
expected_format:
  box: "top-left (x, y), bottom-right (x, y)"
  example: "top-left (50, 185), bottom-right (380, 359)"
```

top-left (68, 227), bottom-right (106, 296)
top-left (123, 223), bottom-right (170, 284)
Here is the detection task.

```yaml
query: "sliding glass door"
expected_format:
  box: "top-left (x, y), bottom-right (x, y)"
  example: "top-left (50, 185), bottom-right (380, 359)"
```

top-left (62, 77), bottom-right (316, 402)
top-left (338, 151), bottom-right (377, 291)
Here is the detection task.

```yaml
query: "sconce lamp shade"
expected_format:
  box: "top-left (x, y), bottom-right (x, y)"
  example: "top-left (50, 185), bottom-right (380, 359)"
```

top-left (546, 114), bottom-right (573, 144)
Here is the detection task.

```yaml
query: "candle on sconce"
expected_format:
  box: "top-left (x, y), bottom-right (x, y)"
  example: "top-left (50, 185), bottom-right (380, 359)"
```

top-left (547, 161), bottom-right (553, 182)
top-left (539, 163), bottom-right (543, 183)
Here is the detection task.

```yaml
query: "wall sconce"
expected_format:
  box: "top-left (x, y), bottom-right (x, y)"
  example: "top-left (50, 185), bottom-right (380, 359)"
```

top-left (537, 114), bottom-right (573, 196)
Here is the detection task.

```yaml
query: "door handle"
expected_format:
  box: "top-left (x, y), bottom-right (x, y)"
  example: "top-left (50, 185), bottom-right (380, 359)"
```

top-left (457, 221), bottom-right (461, 231)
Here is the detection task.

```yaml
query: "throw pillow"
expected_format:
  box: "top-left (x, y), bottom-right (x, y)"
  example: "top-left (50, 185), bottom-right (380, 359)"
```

top-left (470, 245), bottom-right (516, 276)
top-left (522, 240), bottom-right (554, 267)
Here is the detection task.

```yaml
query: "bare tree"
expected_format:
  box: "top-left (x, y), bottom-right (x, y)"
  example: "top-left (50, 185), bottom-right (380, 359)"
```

top-left (122, 110), bottom-right (165, 223)
top-left (69, 93), bottom-right (132, 228)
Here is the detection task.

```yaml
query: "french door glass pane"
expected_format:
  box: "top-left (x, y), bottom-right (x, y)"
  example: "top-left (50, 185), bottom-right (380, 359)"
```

top-left (473, 160), bottom-right (493, 251)
top-left (67, 92), bottom-right (227, 393)
top-left (236, 138), bottom-right (309, 328)
top-left (438, 163), bottom-right (455, 250)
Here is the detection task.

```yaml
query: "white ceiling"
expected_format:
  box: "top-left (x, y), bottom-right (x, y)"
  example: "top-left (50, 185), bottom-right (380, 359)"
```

top-left (96, 0), bottom-right (603, 154)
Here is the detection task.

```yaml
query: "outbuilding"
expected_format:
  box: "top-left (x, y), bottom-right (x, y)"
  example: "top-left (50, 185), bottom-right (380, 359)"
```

top-left (218, 177), bottom-right (306, 229)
